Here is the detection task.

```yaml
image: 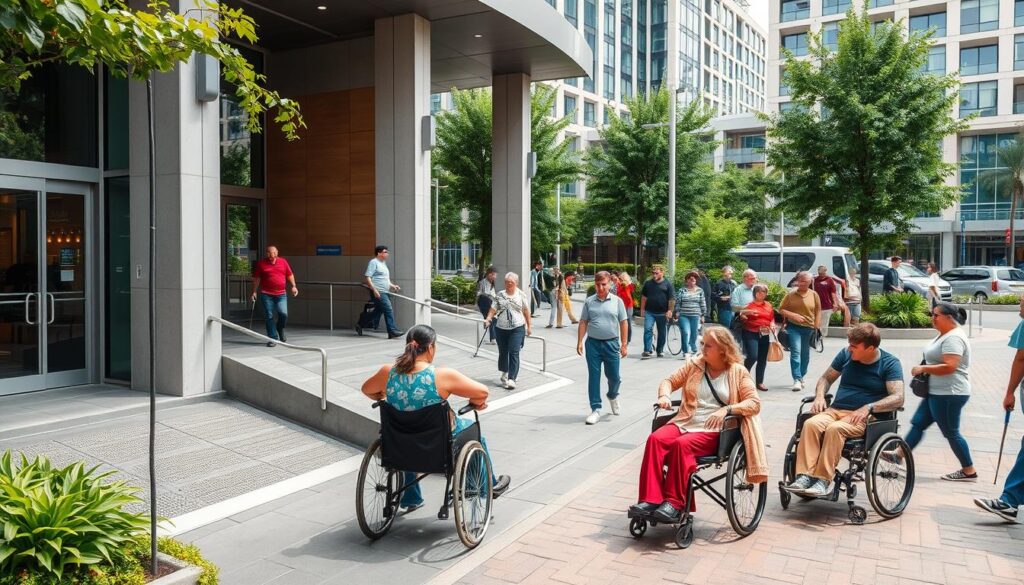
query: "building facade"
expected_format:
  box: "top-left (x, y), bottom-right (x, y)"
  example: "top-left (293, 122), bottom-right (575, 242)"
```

top-left (769, 0), bottom-right (1024, 268)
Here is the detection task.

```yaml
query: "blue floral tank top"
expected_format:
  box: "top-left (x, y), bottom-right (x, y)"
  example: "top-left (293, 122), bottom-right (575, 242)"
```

top-left (385, 364), bottom-right (473, 434)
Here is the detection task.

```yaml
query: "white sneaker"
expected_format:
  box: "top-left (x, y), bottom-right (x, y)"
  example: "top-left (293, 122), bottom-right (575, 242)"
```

top-left (500, 372), bottom-right (508, 387)
top-left (585, 410), bottom-right (601, 425)
top-left (610, 398), bottom-right (620, 415)
top-left (804, 478), bottom-right (831, 498)
top-left (791, 379), bottom-right (803, 392)
top-left (506, 379), bottom-right (517, 390)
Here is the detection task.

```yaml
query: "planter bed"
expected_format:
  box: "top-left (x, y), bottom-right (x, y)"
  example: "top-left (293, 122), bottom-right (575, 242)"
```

top-left (151, 553), bottom-right (203, 585)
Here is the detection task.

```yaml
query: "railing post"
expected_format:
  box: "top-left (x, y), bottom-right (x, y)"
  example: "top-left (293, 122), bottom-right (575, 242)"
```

top-left (329, 285), bottom-right (334, 331)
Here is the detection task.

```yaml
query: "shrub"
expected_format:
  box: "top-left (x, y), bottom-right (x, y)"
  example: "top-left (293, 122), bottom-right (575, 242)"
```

top-left (764, 282), bottom-right (788, 309)
top-left (0, 452), bottom-right (149, 580)
top-left (830, 310), bottom-right (845, 326)
top-left (868, 292), bottom-right (931, 328)
top-left (951, 294), bottom-right (971, 304)
top-left (986, 293), bottom-right (1021, 305)
top-left (431, 275), bottom-right (476, 306)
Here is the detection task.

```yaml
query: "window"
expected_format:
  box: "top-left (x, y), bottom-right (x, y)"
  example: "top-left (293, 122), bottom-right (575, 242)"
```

top-left (1016, 35), bottom-right (1024, 70)
top-left (1015, 84), bottom-right (1024, 114)
top-left (779, 101), bottom-right (799, 113)
top-left (909, 12), bottom-right (946, 38)
top-left (564, 95), bottom-right (577, 123)
top-left (603, 106), bottom-right (610, 125)
top-left (565, 0), bottom-right (578, 25)
top-left (584, 101), bottom-right (597, 127)
top-left (961, 0), bottom-right (998, 34)
top-left (782, 32), bottom-right (808, 57)
top-left (960, 133), bottom-right (1019, 221)
top-left (779, 70), bottom-right (790, 96)
top-left (822, 0), bottom-right (850, 16)
top-left (922, 45), bottom-right (945, 75)
top-left (221, 44), bottom-right (265, 187)
top-left (780, 0), bottom-right (809, 22)
top-left (822, 22), bottom-right (839, 50)
top-left (1018, 0), bottom-right (1024, 27)
top-left (868, 0), bottom-right (892, 7)
top-left (960, 45), bottom-right (998, 76)
top-left (960, 81), bottom-right (998, 117)
top-left (736, 253), bottom-right (780, 273)
top-left (783, 253), bottom-right (814, 273)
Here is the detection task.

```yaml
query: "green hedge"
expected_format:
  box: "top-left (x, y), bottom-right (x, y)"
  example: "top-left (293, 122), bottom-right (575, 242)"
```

top-left (431, 275), bottom-right (477, 306)
top-left (952, 293), bottom-right (1020, 305)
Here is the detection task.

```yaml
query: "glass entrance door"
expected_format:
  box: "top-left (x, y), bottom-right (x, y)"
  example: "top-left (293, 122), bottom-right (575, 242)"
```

top-left (0, 179), bottom-right (91, 395)
top-left (223, 198), bottom-right (261, 321)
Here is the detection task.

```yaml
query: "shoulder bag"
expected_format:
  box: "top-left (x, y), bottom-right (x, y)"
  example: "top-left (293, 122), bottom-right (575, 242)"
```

top-left (767, 329), bottom-right (784, 362)
top-left (910, 359), bottom-right (930, 398)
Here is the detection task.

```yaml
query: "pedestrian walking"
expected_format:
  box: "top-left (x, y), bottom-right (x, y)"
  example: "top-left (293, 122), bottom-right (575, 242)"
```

top-left (543, 266), bottom-right (558, 328)
top-left (739, 284), bottom-right (775, 391)
top-left (896, 302), bottom-right (978, 481)
top-left (674, 271), bottom-right (706, 359)
top-left (926, 262), bottom-right (942, 307)
top-left (713, 266), bottom-right (738, 329)
top-left (640, 264), bottom-right (675, 359)
top-left (883, 256), bottom-right (905, 294)
top-left (779, 271), bottom-right (822, 392)
top-left (615, 271), bottom-right (636, 344)
top-left (553, 267), bottom-right (579, 327)
top-left (695, 268), bottom-right (713, 322)
top-left (844, 271), bottom-right (863, 325)
top-left (813, 265), bottom-right (840, 337)
top-left (529, 261), bottom-right (544, 315)
top-left (577, 271), bottom-right (629, 425)
top-left (973, 296), bottom-right (1024, 522)
top-left (250, 245), bottom-right (298, 347)
top-left (483, 272), bottom-right (532, 389)
top-left (731, 269), bottom-right (758, 342)
top-left (476, 266), bottom-right (497, 344)
top-left (363, 245), bottom-right (404, 339)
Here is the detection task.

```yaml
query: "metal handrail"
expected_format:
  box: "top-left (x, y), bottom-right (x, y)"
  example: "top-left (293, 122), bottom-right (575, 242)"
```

top-left (295, 280), bottom-right (372, 331)
top-left (207, 315), bottom-right (330, 410)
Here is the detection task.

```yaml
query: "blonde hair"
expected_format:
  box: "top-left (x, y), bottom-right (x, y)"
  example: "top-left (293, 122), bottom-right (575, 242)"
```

top-left (619, 271), bottom-right (633, 286)
top-left (702, 325), bottom-right (744, 367)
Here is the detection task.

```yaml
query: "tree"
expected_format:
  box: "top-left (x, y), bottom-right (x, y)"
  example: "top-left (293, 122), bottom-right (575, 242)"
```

top-left (978, 137), bottom-right (1024, 268)
top-left (763, 9), bottom-right (967, 312)
top-left (0, 0), bottom-right (303, 140)
top-left (432, 84), bottom-right (583, 276)
top-left (707, 164), bottom-right (779, 242)
top-left (583, 88), bottom-right (715, 275)
top-left (678, 209), bottom-right (747, 274)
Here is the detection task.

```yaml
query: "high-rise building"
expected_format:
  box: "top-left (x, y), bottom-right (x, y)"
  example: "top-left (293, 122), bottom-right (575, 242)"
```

top-left (768, 0), bottom-right (1024, 268)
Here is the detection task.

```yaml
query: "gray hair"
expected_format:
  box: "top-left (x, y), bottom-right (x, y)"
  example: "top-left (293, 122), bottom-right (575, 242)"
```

top-left (742, 268), bottom-right (757, 278)
top-left (796, 270), bottom-right (812, 282)
top-left (503, 272), bottom-right (519, 283)
top-left (722, 265), bottom-right (734, 274)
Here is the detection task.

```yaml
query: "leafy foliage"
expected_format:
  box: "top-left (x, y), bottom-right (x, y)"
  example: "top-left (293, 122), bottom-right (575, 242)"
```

top-left (764, 281), bottom-right (789, 309)
top-left (0, 452), bottom-right (149, 579)
top-left (0, 0), bottom-right (303, 141)
top-left (977, 137), bottom-right (1024, 266)
top-left (868, 292), bottom-right (931, 328)
top-left (430, 275), bottom-right (477, 306)
top-left (983, 293), bottom-right (1021, 305)
top-left (706, 164), bottom-right (779, 242)
top-left (678, 210), bottom-right (748, 273)
top-left (583, 88), bottom-right (715, 275)
top-left (763, 9), bottom-right (967, 311)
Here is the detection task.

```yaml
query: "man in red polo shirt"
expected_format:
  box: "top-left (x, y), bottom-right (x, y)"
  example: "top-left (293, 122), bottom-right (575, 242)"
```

top-left (250, 245), bottom-right (298, 347)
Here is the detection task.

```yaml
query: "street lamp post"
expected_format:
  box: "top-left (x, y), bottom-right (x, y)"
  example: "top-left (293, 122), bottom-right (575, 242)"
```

top-left (555, 183), bottom-right (561, 270)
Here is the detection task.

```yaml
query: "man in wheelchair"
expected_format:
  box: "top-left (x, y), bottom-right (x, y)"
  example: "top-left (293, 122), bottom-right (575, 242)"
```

top-left (784, 323), bottom-right (905, 498)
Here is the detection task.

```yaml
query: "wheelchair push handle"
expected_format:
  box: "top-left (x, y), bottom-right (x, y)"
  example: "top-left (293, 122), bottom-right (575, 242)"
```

top-left (800, 393), bottom-right (832, 405)
top-left (457, 403), bottom-right (480, 415)
top-left (653, 399), bottom-right (682, 411)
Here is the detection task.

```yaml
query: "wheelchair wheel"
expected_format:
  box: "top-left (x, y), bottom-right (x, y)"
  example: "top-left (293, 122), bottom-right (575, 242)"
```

top-left (666, 322), bottom-right (682, 355)
top-left (356, 438), bottom-right (403, 540)
top-left (725, 440), bottom-right (767, 536)
top-left (628, 517), bottom-right (647, 538)
top-left (782, 435), bottom-right (815, 504)
top-left (866, 433), bottom-right (915, 519)
top-left (453, 440), bottom-right (493, 549)
top-left (674, 518), bottom-right (694, 549)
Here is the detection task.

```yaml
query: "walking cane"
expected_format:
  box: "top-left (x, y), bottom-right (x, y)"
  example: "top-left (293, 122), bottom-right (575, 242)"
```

top-left (995, 409), bottom-right (1012, 485)
top-left (248, 278), bottom-right (260, 330)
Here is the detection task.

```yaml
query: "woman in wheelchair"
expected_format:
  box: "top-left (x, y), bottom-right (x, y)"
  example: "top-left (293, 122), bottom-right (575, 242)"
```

top-left (361, 325), bottom-right (511, 512)
top-left (631, 325), bottom-right (768, 524)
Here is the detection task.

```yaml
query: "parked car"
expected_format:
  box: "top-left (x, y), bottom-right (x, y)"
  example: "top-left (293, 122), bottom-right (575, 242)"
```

top-left (940, 266), bottom-right (1024, 301)
top-left (732, 243), bottom-right (861, 286)
top-left (866, 260), bottom-right (952, 301)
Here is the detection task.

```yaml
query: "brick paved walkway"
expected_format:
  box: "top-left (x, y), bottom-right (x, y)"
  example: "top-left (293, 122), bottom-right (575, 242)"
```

top-left (449, 331), bottom-right (1024, 585)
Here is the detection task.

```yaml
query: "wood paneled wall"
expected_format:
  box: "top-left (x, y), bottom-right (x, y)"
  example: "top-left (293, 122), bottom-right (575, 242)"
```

top-left (266, 87), bottom-right (375, 258)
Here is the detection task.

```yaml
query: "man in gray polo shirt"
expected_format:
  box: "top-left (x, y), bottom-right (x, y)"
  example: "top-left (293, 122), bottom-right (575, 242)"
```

top-left (577, 271), bottom-right (629, 425)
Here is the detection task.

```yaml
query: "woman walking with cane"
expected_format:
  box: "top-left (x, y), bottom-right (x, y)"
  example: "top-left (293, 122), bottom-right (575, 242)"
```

top-left (483, 272), bottom-right (532, 390)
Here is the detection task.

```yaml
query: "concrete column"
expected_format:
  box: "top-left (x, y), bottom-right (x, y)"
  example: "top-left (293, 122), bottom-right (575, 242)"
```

top-left (375, 14), bottom-right (431, 328)
top-left (492, 73), bottom-right (532, 285)
top-left (128, 0), bottom-right (220, 396)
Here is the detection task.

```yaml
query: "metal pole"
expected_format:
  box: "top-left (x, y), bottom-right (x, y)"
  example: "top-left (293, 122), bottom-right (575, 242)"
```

top-left (779, 211), bottom-right (786, 285)
top-left (667, 84), bottom-right (677, 280)
top-left (433, 179), bottom-right (440, 275)
top-left (329, 284), bottom-right (333, 331)
top-left (145, 75), bottom-right (158, 577)
top-left (960, 214), bottom-right (966, 266)
top-left (556, 183), bottom-right (561, 270)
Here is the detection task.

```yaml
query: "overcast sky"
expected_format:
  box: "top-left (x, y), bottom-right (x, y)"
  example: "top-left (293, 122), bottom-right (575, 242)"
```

top-left (748, 0), bottom-right (768, 31)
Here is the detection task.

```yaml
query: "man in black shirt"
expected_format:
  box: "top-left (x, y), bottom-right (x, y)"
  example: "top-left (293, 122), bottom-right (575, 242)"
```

top-left (883, 256), bottom-right (904, 294)
top-left (640, 264), bottom-right (675, 358)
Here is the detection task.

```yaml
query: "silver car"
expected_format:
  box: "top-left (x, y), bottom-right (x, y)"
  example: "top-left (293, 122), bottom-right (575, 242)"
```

top-left (939, 266), bottom-right (1024, 301)
top-left (866, 260), bottom-right (952, 301)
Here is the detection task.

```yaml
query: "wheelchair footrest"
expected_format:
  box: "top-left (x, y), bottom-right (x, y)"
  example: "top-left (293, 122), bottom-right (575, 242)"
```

top-left (437, 505), bottom-right (449, 520)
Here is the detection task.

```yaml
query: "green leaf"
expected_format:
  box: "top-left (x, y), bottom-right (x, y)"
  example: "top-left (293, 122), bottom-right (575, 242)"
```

top-left (56, 1), bottom-right (88, 31)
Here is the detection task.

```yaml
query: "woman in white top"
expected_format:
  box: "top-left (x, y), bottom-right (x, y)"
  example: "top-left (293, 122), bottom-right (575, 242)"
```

top-left (483, 272), bottom-right (533, 389)
top-left (901, 302), bottom-right (976, 481)
top-left (926, 262), bottom-right (942, 308)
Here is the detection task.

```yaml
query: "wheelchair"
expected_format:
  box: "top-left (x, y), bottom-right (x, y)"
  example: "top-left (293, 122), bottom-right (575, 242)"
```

top-left (627, 400), bottom-right (767, 549)
top-left (355, 400), bottom-right (493, 549)
top-left (778, 394), bottom-right (915, 524)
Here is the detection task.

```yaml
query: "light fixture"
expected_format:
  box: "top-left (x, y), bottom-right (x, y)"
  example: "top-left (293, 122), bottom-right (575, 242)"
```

top-left (473, 34), bottom-right (483, 38)
top-left (317, 5), bottom-right (326, 9)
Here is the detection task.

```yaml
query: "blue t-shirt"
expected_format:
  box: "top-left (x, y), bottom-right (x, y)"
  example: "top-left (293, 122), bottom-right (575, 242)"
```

top-left (829, 348), bottom-right (904, 411)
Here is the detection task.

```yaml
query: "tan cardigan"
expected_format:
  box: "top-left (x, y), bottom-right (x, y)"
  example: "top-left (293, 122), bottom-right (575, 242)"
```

top-left (657, 358), bottom-right (769, 484)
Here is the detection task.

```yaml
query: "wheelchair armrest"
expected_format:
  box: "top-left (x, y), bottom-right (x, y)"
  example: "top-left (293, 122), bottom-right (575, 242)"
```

top-left (720, 414), bottom-right (741, 432)
top-left (372, 400), bottom-right (385, 409)
top-left (651, 399), bottom-right (682, 410)
top-left (800, 393), bottom-right (832, 405)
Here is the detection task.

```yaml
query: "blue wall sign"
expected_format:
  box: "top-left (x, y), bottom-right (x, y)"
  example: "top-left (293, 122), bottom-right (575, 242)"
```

top-left (316, 245), bottom-right (342, 256)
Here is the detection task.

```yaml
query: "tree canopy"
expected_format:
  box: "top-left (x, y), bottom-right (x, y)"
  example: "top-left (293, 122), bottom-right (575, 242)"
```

top-left (763, 9), bottom-right (966, 309)
top-left (678, 209), bottom-right (748, 275)
top-left (706, 164), bottom-right (778, 243)
top-left (0, 0), bottom-right (304, 140)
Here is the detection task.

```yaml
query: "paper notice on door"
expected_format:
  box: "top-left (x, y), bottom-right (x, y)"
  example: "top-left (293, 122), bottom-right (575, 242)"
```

top-left (61, 270), bottom-right (74, 282)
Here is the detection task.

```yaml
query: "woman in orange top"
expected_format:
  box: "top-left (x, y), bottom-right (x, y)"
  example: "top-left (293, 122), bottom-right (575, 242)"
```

top-left (739, 284), bottom-right (775, 391)
top-left (630, 325), bottom-right (768, 523)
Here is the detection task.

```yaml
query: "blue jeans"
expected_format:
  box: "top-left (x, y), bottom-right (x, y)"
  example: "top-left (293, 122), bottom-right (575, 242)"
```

top-left (786, 323), bottom-right (813, 382)
top-left (717, 307), bottom-right (733, 329)
top-left (1002, 434), bottom-right (1024, 507)
top-left (741, 329), bottom-right (770, 385)
top-left (585, 337), bottom-right (621, 411)
top-left (477, 296), bottom-right (495, 341)
top-left (371, 292), bottom-right (399, 334)
top-left (400, 419), bottom-right (497, 508)
top-left (495, 326), bottom-right (526, 380)
top-left (678, 314), bottom-right (700, 354)
top-left (905, 394), bottom-right (973, 468)
top-left (259, 293), bottom-right (288, 340)
top-left (643, 312), bottom-right (668, 355)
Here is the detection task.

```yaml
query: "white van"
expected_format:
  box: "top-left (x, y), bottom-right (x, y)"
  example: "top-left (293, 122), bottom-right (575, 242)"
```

top-left (731, 242), bottom-right (861, 287)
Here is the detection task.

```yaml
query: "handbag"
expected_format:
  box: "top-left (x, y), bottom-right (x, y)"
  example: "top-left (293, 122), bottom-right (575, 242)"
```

top-left (810, 327), bottom-right (825, 353)
top-left (910, 359), bottom-right (930, 398)
top-left (777, 325), bottom-right (790, 351)
top-left (767, 329), bottom-right (784, 362)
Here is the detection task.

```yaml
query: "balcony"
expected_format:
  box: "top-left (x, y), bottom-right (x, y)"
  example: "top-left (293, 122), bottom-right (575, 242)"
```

top-left (724, 147), bottom-right (765, 166)
top-left (957, 209), bottom-right (1024, 222)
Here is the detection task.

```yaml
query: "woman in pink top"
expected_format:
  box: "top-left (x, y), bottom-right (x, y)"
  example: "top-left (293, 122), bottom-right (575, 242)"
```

top-left (615, 272), bottom-right (636, 343)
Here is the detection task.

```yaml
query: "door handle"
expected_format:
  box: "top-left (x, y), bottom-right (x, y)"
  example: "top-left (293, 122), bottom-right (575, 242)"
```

top-left (24, 292), bottom-right (37, 325)
top-left (47, 293), bottom-right (55, 325)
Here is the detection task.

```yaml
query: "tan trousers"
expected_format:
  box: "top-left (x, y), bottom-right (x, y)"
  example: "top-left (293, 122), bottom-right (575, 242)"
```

top-left (795, 408), bottom-right (866, 481)
top-left (557, 289), bottom-right (577, 326)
